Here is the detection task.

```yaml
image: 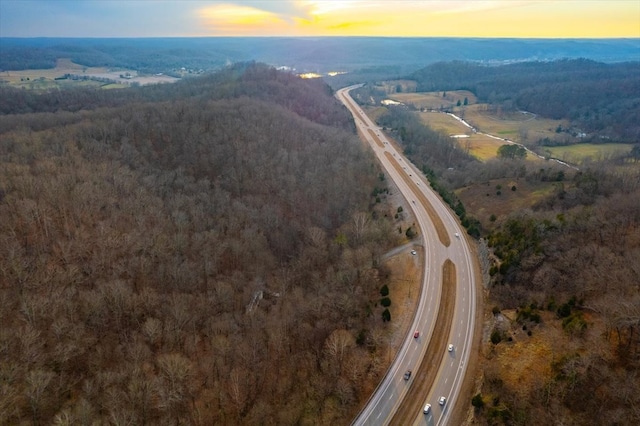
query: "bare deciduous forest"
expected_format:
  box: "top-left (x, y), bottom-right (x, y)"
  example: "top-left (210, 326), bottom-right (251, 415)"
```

top-left (483, 180), bottom-right (640, 425)
top-left (2, 50), bottom-right (639, 426)
top-left (0, 64), bottom-right (401, 424)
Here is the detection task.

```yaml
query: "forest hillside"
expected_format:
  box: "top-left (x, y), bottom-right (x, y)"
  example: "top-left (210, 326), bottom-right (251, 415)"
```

top-left (0, 64), bottom-right (399, 425)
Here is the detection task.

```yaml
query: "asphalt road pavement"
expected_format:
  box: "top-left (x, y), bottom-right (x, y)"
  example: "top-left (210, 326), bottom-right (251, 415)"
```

top-left (336, 86), bottom-right (477, 426)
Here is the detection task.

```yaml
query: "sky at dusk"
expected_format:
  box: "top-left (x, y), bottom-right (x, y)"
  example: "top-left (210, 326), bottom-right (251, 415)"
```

top-left (1, 0), bottom-right (639, 38)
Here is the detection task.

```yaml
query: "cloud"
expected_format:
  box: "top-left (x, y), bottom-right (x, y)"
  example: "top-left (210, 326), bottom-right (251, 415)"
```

top-left (327, 20), bottom-right (383, 31)
top-left (234, 0), bottom-right (315, 21)
top-left (198, 3), bottom-right (294, 35)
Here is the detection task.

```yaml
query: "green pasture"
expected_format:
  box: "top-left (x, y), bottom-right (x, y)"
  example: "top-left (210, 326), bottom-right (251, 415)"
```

top-left (544, 143), bottom-right (635, 163)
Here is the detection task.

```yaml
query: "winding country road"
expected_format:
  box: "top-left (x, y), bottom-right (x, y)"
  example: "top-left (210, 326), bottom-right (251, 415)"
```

top-left (337, 85), bottom-right (478, 426)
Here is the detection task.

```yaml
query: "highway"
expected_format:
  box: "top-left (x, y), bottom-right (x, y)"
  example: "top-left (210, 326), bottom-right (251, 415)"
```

top-left (336, 85), bottom-right (477, 426)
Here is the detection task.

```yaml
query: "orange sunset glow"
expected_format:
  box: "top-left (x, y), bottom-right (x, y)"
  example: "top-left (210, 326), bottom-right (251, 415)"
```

top-left (196, 1), bottom-right (640, 38)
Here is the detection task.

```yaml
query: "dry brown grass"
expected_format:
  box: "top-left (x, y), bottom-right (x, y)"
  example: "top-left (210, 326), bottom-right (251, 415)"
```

top-left (368, 128), bottom-right (385, 149)
top-left (487, 309), bottom-right (605, 398)
top-left (389, 93), bottom-right (570, 160)
top-left (416, 112), bottom-right (547, 164)
top-left (496, 320), bottom-right (555, 398)
top-left (383, 91), bottom-right (633, 168)
top-left (391, 90), bottom-right (476, 110)
top-left (418, 111), bottom-right (470, 135)
top-left (463, 136), bottom-right (506, 161)
top-left (545, 143), bottom-right (635, 163)
top-left (456, 179), bottom-right (555, 231)
top-left (463, 105), bottom-right (567, 145)
top-left (384, 250), bottom-right (422, 351)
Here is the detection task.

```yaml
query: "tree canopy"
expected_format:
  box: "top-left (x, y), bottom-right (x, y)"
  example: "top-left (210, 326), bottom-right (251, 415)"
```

top-left (0, 64), bottom-right (398, 425)
top-left (497, 143), bottom-right (527, 160)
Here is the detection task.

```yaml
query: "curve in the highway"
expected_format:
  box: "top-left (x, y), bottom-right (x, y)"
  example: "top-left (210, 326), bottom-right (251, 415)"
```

top-left (337, 85), bottom-right (478, 426)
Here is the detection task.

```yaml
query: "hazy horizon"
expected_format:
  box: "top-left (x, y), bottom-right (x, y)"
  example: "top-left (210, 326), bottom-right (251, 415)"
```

top-left (1, 0), bottom-right (639, 39)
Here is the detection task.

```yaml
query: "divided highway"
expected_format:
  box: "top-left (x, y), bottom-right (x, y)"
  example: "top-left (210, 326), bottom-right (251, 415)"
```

top-left (336, 85), bottom-right (477, 426)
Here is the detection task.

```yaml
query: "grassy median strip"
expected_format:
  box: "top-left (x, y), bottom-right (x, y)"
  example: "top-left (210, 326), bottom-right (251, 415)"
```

top-left (383, 151), bottom-right (451, 247)
top-left (368, 128), bottom-right (386, 149)
top-left (390, 259), bottom-right (457, 426)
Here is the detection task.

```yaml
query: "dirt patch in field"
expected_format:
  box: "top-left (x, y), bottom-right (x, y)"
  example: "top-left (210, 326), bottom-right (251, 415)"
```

top-left (390, 259), bottom-right (457, 426)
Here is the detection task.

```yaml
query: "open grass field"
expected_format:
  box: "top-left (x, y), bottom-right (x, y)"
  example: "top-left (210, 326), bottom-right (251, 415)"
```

top-left (0, 58), bottom-right (110, 87)
top-left (373, 91), bottom-right (635, 169)
top-left (461, 104), bottom-right (567, 145)
top-left (100, 83), bottom-right (130, 90)
top-left (391, 90), bottom-right (476, 110)
top-left (544, 143), bottom-right (635, 163)
top-left (386, 92), bottom-right (625, 166)
top-left (463, 135), bottom-right (547, 163)
top-left (0, 58), bottom-right (177, 90)
top-left (417, 111), bottom-right (546, 163)
top-left (392, 92), bottom-right (568, 146)
top-left (417, 111), bottom-right (470, 135)
top-left (456, 178), bottom-right (557, 231)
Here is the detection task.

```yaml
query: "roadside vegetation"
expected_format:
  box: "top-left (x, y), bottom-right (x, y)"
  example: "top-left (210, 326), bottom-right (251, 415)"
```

top-left (351, 59), bottom-right (640, 425)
